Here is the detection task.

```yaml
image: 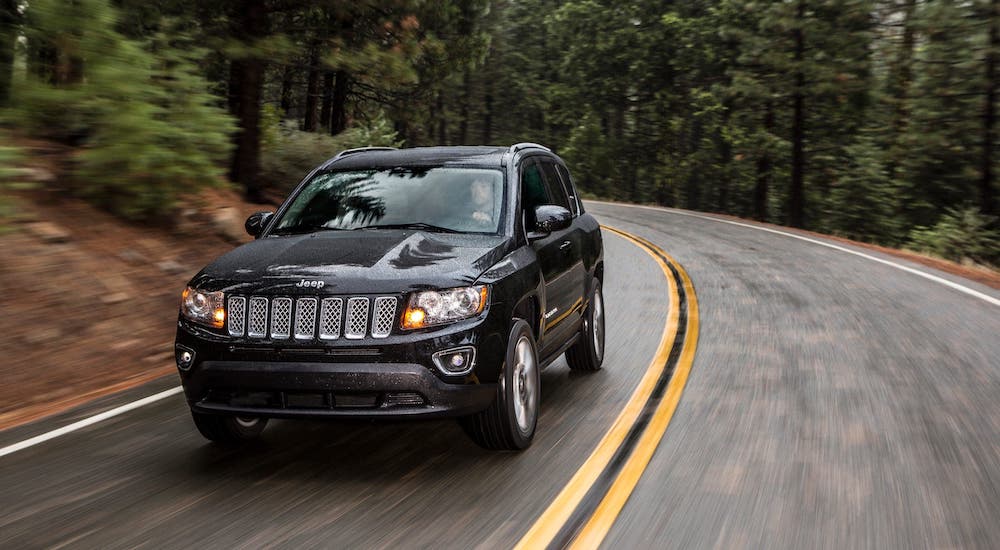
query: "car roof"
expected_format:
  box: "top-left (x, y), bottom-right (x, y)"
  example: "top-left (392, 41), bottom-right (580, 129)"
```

top-left (323, 146), bottom-right (506, 170)
top-left (320, 145), bottom-right (555, 171)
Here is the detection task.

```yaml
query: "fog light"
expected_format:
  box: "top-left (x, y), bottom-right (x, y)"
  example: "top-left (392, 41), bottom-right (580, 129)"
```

top-left (432, 346), bottom-right (476, 376)
top-left (176, 345), bottom-right (195, 371)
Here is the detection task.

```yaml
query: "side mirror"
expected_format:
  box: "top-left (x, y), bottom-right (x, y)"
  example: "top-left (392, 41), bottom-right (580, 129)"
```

top-left (530, 205), bottom-right (572, 239)
top-left (245, 211), bottom-right (274, 238)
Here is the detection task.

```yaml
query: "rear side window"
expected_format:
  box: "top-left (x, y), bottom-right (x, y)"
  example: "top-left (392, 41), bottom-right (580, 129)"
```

top-left (540, 161), bottom-right (573, 214)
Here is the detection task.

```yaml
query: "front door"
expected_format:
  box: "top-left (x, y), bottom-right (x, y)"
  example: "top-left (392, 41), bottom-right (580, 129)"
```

top-left (522, 159), bottom-right (584, 355)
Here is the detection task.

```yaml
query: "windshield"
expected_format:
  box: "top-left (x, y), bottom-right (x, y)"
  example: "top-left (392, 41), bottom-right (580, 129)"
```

top-left (271, 167), bottom-right (505, 235)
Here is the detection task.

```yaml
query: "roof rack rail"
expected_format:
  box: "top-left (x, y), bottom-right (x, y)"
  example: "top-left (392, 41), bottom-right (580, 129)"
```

top-left (508, 142), bottom-right (551, 153)
top-left (332, 146), bottom-right (398, 160)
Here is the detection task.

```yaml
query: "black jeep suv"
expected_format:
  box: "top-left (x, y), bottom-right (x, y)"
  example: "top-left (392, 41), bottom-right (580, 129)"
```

top-left (175, 143), bottom-right (604, 450)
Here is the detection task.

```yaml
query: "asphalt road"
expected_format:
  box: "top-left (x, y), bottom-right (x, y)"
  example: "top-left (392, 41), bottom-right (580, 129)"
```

top-left (2, 202), bottom-right (999, 549)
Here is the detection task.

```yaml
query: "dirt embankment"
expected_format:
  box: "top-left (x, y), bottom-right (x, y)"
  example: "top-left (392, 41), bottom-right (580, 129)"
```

top-left (0, 185), bottom-right (270, 430)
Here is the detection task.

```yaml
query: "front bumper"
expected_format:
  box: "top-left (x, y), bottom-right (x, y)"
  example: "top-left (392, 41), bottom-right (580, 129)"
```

top-left (185, 359), bottom-right (497, 419)
top-left (175, 313), bottom-right (506, 420)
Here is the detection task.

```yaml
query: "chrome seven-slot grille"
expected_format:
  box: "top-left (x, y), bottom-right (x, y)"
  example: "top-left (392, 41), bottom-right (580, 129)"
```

top-left (226, 295), bottom-right (398, 340)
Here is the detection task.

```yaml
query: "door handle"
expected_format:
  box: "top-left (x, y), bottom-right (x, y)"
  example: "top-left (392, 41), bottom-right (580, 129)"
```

top-left (559, 240), bottom-right (572, 251)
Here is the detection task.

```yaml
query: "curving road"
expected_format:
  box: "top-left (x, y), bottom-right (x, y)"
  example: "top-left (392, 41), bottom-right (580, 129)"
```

top-left (1, 201), bottom-right (999, 549)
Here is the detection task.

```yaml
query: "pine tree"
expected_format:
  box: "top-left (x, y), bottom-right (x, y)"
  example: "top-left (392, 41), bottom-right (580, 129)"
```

top-left (11, 0), bottom-right (235, 220)
top-left (0, 0), bottom-right (17, 107)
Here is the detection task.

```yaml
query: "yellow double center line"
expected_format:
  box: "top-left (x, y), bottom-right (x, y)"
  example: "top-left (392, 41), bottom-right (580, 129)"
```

top-left (514, 225), bottom-right (700, 550)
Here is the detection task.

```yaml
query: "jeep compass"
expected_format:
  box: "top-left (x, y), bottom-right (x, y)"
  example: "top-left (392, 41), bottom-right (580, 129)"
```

top-left (175, 143), bottom-right (604, 450)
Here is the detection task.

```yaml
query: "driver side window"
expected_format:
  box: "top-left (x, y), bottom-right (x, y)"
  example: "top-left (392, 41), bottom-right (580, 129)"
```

top-left (540, 161), bottom-right (572, 213)
top-left (521, 161), bottom-right (549, 229)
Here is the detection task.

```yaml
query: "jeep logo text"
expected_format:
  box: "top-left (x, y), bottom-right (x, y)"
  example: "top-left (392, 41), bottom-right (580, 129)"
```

top-left (295, 279), bottom-right (325, 289)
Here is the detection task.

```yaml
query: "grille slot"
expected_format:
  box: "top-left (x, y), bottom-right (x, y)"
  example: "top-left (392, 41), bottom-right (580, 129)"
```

top-left (294, 298), bottom-right (318, 339)
top-left (227, 296), bottom-right (246, 337)
top-left (345, 297), bottom-right (370, 339)
top-left (270, 297), bottom-right (292, 339)
top-left (319, 298), bottom-right (343, 340)
top-left (371, 297), bottom-right (397, 338)
top-left (228, 294), bottom-right (397, 341)
top-left (247, 297), bottom-right (268, 338)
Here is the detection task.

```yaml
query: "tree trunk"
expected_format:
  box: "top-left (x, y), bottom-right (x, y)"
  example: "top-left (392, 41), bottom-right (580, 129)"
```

top-left (62, 54), bottom-right (84, 86)
top-left (319, 71), bottom-right (334, 131)
top-left (436, 91), bottom-right (447, 144)
top-left (754, 104), bottom-right (774, 222)
top-left (227, 60), bottom-right (242, 116)
top-left (330, 70), bottom-right (349, 135)
top-left (611, 101), bottom-right (626, 141)
top-left (982, 0), bottom-right (998, 216)
top-left (685, 119), bottom-right (703, 210)
top-left (228, 0), bottom-right (267, 202)
top-left (483, 84), bottom-right (493, 144)
top-left (0, 0), bottom-right (17, 107)
top-left (27, 41), bottom-right (57, 84)
top-left (279, 65), bottom-right (294, 116)
top-left (887, 0), bottom-right (916, 182)
top-left (303, 49), bottom-right (320, 132)
top-left (789, 0), bottom-right (806, 228)
top-left (716, 105), bottom-right (733, 213)
top-left (459, 69), bottom-right (471, 145)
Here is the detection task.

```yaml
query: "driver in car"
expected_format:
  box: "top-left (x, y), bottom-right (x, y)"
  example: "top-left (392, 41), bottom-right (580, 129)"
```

top-left (470, 178), bottom-right (494, 228)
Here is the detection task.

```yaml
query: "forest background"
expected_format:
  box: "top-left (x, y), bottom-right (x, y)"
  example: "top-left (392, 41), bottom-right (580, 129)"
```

top-left (1, 0), bottom-right (997, 267)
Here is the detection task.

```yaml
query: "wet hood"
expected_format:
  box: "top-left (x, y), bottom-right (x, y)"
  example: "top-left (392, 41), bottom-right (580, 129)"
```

top-left (191, 230), bottom-right (513, 296)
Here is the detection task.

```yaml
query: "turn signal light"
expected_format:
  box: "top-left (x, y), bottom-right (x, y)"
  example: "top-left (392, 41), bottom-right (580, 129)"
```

top-left (403, 308), bottom-right (427, 329)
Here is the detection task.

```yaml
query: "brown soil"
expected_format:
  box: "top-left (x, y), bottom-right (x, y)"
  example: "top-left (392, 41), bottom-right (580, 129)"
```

top-left (0, 187), bottom-right (262, 431)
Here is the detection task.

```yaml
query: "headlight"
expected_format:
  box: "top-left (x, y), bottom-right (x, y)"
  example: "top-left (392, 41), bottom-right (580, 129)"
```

top-left (180, 286), bottom-right (225, 329)
top-left (402, 285), bottom-right (489, 329)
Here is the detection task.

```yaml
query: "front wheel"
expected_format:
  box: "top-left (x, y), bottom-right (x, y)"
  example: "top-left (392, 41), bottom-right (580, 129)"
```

top-left (191, 411), bottom-right (268, 444)
top-left (460, 319), bottom-right (540, 450)
top-left (566, 279), bottom-right (605, 371)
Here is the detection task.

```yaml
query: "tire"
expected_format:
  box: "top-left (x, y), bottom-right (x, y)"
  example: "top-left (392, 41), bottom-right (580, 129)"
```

top-left (566, 279), bottom-right (605, 371)
top-left (191, 411), bottom-right (268, 444)
top-left (460, 319), bottom-right (540, 450)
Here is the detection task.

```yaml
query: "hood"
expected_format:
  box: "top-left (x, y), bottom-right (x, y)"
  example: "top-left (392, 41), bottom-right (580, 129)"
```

top-left (191, 230), bottom-right (513, 296)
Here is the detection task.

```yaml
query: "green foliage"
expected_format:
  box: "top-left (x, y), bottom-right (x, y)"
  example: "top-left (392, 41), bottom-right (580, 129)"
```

top-left (260, 103), bottom-right (283, 150)
top-left (821, 136), bottom-right (902, 244)
top-left (908, 207), bottom-right (1000, 267)
top-left (0, 142), bottom-right (19, 180)
top-left (261, 115), bottom-right (403, 195)
top-left (0, 142), bottom-right (27, 223)
top-left (9, 1), bottom-right (234, 221)
top-left (2, 0), bottom-right (997, 265)
top-left (561, 112), bottom-right (617, 198)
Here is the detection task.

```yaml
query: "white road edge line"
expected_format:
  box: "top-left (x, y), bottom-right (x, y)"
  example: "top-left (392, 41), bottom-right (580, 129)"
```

top-left (0, 386), bottom-right (183, 459)
top-left (590, 200), bottom-right (1000, 308)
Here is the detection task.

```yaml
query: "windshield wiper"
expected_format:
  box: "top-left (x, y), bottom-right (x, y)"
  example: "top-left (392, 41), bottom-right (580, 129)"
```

top-left (270, 225), bottom-right (347, 236)
top-left (353, 223), bottom-right (461, 234)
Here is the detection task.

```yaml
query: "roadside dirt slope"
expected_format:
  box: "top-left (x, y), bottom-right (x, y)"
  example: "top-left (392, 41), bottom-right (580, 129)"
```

top-left (0, 189), bottom-right (264, 430)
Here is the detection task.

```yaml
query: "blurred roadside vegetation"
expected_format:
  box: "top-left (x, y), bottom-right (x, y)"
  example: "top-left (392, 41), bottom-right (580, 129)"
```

top-left (0, 0), bottom-right (997, 267)
top-left (0, 140), bottom-right (24, 222)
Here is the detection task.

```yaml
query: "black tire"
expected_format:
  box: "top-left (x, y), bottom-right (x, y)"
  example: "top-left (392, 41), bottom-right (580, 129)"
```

top-left (460, 319), bottom-right (540, 450)
top-left (566, 279), bottom-right (605, 371)
top-left (191, 411), bottom-right (268, 444)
